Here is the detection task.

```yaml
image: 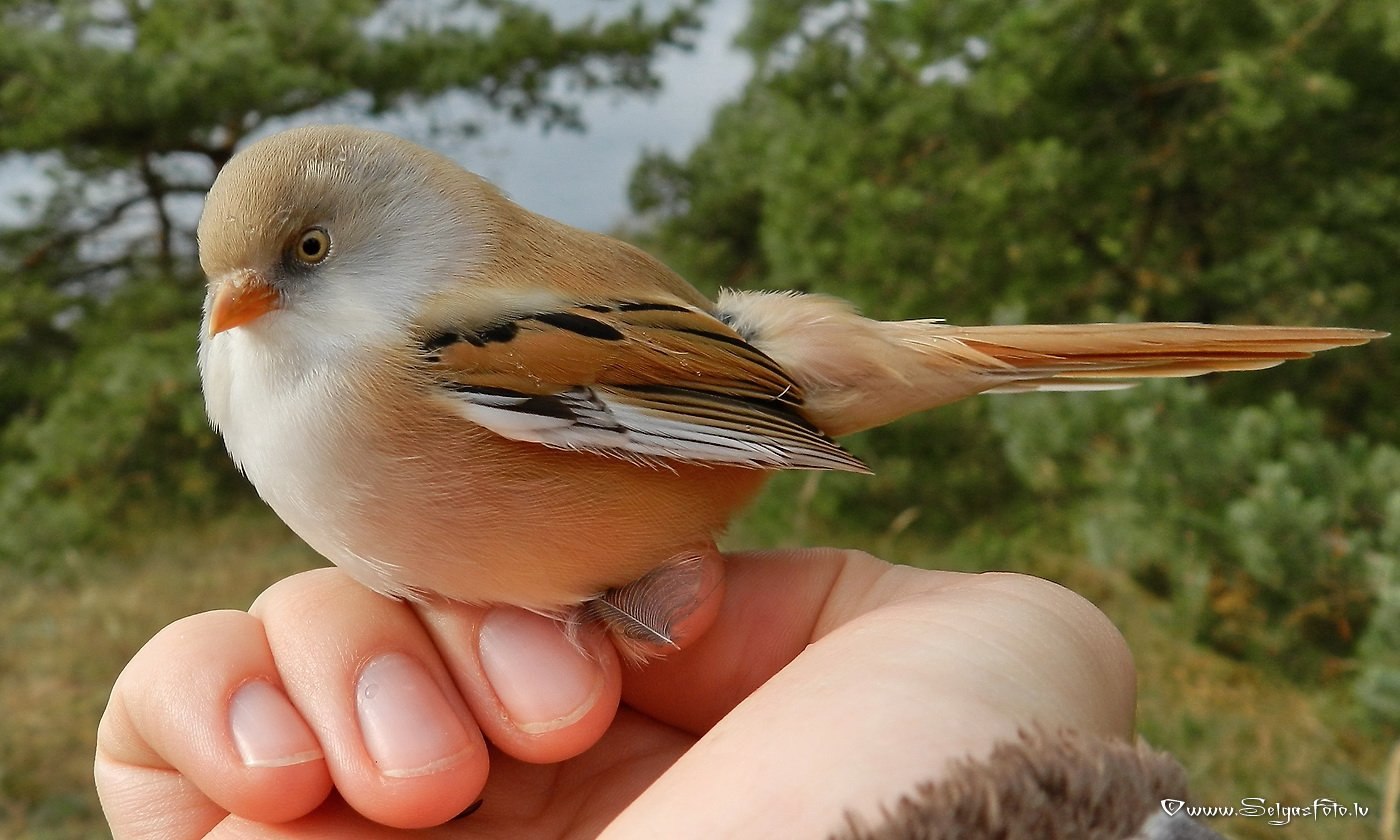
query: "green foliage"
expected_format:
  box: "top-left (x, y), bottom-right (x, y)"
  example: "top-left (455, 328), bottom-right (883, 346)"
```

top-left (1356, 494), bottom-right (1400, 726)
top-left (634, 0), bottom-right (1397, 428)
top-left (992, 383), bottom-right (1399, 682)
top-left (729, 399), bottom-right (1026, 549)
top-left (0, 282), bottom-right (240, 572)
top-left (0, 0), bottom-right (702, 568)
top-left (0, 0), bottom-right (701, 154)
top-left (632, 0), bottom-right (1397, 701)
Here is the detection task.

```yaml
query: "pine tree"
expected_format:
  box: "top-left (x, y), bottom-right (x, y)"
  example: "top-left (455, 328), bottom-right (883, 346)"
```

top-left (0, 0), bottom-right (702, 565)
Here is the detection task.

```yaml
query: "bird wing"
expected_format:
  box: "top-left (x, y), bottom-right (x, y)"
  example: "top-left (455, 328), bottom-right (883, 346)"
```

top-left (420, 299), bottom-right (868, 472)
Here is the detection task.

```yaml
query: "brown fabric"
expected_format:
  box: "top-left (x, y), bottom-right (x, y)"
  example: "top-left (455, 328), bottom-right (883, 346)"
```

top-left (830, 727), bottom-right (1222, 840)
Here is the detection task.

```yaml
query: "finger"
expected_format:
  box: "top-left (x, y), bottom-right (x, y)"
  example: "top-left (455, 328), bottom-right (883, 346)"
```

top-left (207, 792), bottom-right (467, 839)
top-left (250, 569), bottom-right (487, 830)
top-left (412, 599), bottom-right (623, 765)
top-left (609, 552), bottom-right (1136, 838)
top-left (96, 610), bottom-right (332, 837)
top-left (408, 550), bottom-right (730, 766)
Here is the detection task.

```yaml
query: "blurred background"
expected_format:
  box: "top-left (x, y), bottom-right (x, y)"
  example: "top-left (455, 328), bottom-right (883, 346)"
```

top-left (1, 1), bottom-right (1397, 837)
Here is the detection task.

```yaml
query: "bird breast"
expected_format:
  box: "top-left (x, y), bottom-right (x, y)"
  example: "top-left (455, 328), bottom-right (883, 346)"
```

top-left (199, 323), bottom-right (769, 610)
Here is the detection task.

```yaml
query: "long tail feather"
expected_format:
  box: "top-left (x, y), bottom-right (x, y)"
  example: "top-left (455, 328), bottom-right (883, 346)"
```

top-left (935, 323), bottom-right (1380, 392)
top-left (718, 290), bottom-right (1386, 436)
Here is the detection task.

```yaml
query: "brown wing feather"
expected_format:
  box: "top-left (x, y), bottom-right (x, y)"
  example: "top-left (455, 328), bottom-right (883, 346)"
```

top-left (419, 299), bottom-right (865, 471)
top-left (430, 301), bottom-right (801, 402)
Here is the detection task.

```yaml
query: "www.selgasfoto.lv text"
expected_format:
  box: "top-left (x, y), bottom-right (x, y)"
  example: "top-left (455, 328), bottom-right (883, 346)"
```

top-left (1165, 797), bottom-right (1368, 826)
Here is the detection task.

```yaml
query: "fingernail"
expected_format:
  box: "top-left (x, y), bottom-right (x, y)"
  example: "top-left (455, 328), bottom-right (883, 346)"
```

top-left (478, 609), bottom-right (604, 734)
top-left (229, 680), bottom-right (323, 768)
top-left (356, 653), bottom-right (474, 778)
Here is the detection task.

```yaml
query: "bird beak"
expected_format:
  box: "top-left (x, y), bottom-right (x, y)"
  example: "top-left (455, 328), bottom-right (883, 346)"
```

top-left (207, 270), bottom-right (281, 336)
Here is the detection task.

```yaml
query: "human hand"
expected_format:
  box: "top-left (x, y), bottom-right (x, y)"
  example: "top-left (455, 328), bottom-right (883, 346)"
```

top-left (96, 550), bottom-right (1134, 838)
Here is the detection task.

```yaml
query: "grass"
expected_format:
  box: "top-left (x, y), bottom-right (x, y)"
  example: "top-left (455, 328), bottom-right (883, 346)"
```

top-left (0, 508), bottom-right (322, 839)
top-left (1094, 562), bottom-right (1388, 839)
top-left (2, 500), bottom-right (1393, 838)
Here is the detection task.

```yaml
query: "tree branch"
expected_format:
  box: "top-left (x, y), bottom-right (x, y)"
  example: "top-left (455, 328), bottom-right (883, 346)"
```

top-left (137, 153), bottom-right (174, 275)
top-left (20, 192), bottom-right (148, 270)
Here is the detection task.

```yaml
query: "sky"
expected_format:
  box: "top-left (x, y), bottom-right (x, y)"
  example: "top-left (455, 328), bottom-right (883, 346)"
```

top-left (463, 0), bottom-right (753, 231)
top-left (0, 0), bottom-right (753, 234)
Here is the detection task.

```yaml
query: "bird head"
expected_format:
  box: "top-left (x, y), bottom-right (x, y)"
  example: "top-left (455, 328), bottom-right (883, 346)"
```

top-left (197, 125), bottom-right (494, 347)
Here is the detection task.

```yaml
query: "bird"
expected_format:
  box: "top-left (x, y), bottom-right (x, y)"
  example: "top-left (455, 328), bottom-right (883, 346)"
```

top-left (197, 124), bottom-right (1385, 656)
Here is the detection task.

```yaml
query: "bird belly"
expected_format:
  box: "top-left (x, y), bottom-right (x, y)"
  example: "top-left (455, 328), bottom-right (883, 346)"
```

top-left (322, 399), bottom-right (769, 610)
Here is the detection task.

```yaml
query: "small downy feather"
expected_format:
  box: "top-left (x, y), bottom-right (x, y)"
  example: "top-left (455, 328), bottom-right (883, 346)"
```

top-left (569, 555), bottom-right (711, 664)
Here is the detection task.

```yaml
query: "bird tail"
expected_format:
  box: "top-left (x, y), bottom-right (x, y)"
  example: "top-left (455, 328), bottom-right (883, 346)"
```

top-left (717, 290), bottom-right (1386, 437)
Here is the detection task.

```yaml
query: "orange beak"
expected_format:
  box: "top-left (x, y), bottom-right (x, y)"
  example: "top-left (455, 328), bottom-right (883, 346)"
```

top-left (207, 271), bottom-right (281, 336)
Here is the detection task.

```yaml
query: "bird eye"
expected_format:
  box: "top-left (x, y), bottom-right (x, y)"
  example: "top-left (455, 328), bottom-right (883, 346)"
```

top-left (292, 227), bottom-right (331, 265)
